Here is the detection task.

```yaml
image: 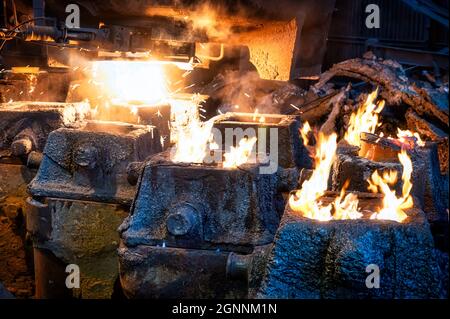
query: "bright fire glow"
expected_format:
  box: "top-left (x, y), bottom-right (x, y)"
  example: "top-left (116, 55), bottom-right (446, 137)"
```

top-left (300, 121), bottom-right (311, 146)
top-left (86, 59), bottom-right (197, 124)
top-left (289, 133), bottom-right (338, 221)
top-left (170, 101), bottom-right (214, 164)
top-left (368, 149), bottom-right (413, 222)
top-left (169, 94), bottom-right (203, 140)
top-left (27, 74), bottom-right (37, 94)
top-left (289, 130), bottom-right (412, 223)
top-left (289, 133), bottom-right (364, 221)
top-left (90, 60), bottom-right (171, 105)
top-left (344, 89), bottom-right (385, 147)
top-left (223, 137), bottom-right (258, 168)
top-left (333, 180), bottom-right (363, 220)
top-left (171, 118), bottom-right (214, 164)
top-left (395, 128), bottom-right (425, 147)
top-left (188, 4), bottom-right (231, 39)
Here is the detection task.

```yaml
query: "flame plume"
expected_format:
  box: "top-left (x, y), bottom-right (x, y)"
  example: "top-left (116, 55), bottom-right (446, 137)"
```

top-left (289, 133), bottom-right (338, 221)
top-left (344, 89), bottom-right (385, 147)
top-left (223, 137), bottom-right (258, 168)
top-left (300, 121), bottom-right (312, 146)
top-left (333, 180), bottom-right (363, 220)
top-left (396, 128), bottom-right (425, 147)
top-left (368, 149), bottom-right (413, 222)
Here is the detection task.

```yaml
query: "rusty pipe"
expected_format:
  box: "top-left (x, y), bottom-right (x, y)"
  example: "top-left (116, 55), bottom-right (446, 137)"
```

top-left (226, 253), bottom-right (250, 281)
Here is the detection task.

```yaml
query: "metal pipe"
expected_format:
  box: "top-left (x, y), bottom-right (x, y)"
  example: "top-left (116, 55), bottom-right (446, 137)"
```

top-left (226, 253), bottom-right (250, 280)
top-left (197, 44), bottom-right (225, 62)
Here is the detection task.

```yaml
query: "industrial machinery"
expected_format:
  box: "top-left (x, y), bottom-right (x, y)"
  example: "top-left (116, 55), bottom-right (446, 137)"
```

top-left (26, 121), bottom-right (162, 298)
top-left (118, 113), bottom-right (309, 298)
top-left (0, 0), bottom-right (335, 298)
top-left (1, 0), bottom-right (336, 79)
top-left (0, 101), bottom-right (88, 297)
top-left (0, 0), bottom-right (448, 302)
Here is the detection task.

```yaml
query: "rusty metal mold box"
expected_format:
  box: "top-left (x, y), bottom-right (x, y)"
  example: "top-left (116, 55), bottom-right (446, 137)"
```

top-left (259, 195), bottom-right (447, 299)
top-left (26, 121), bottom-right (162, 298)
top-left (118, 152), bottom-right (295, 298)
top-left (212, 112), bottom-right (312, 170)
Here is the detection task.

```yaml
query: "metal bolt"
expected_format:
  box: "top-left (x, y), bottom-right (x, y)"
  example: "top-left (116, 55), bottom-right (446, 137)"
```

top-left (73, 144), bottom-right (98, 169)
top-left (166, 204), bottom-right (198, 236)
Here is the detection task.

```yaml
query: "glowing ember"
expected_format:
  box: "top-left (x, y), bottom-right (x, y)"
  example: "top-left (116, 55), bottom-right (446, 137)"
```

top-left (289, 133), bottom-right (338, 221)
top-left (344, 88), bottom-right (385, 147)
top-left (300, 121), bottom-right (311, 146)
top-left (26, 74), bottom-right (37, 94)
top-left (368, 149), bottom-right (413, 223)
top-left (373, 129), bottom-right (424, 151)
top-left (223, 137), bottom-right (258, 168)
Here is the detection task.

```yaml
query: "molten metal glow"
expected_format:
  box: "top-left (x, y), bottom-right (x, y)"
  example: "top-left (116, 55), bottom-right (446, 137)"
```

top-left (171, 118), bottom-right (214, 164)
top-left (170, 96), bottom-right (214, 164)
top-left (223, 137), bottom-right (257, 168)
top-left (27, 74), bottom-right (37, 94)
top-left (368, 149), bottom-right (413, 222)
top-left (344, 89), bottom-right (385, 147)
top-left (11, 67), bottom-right (40, 74)
top-left (300, 121), bottom-right (311, 146)
top-left (289, 133), bottom-right (338, 221)
top-left (91, 60), bottom-right (170, 105)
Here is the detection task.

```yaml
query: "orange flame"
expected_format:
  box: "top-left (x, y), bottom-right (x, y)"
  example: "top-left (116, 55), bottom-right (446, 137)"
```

top-left (171, 119), bottom-right (214, 164)
top-left (333, 180), bottom-right (363, 220)
top-left (368, 149), bottom-right (413, 222)
top-left (396, 128), bottom-right (425, 147)
top-left (289, 133), bottom-right (338, 221)
top-left (170, 101), bottom-right (214, 164)
top-left (300, 121), bottom-right (311, 146)
top-left (344, 89), bottom-right (385, 147)
top-left (223, 137), bottom-right (257, 168)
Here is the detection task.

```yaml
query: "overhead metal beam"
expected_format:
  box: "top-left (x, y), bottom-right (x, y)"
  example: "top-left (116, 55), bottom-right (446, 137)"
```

top-left (400, 0), bottom-right (449, 28)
